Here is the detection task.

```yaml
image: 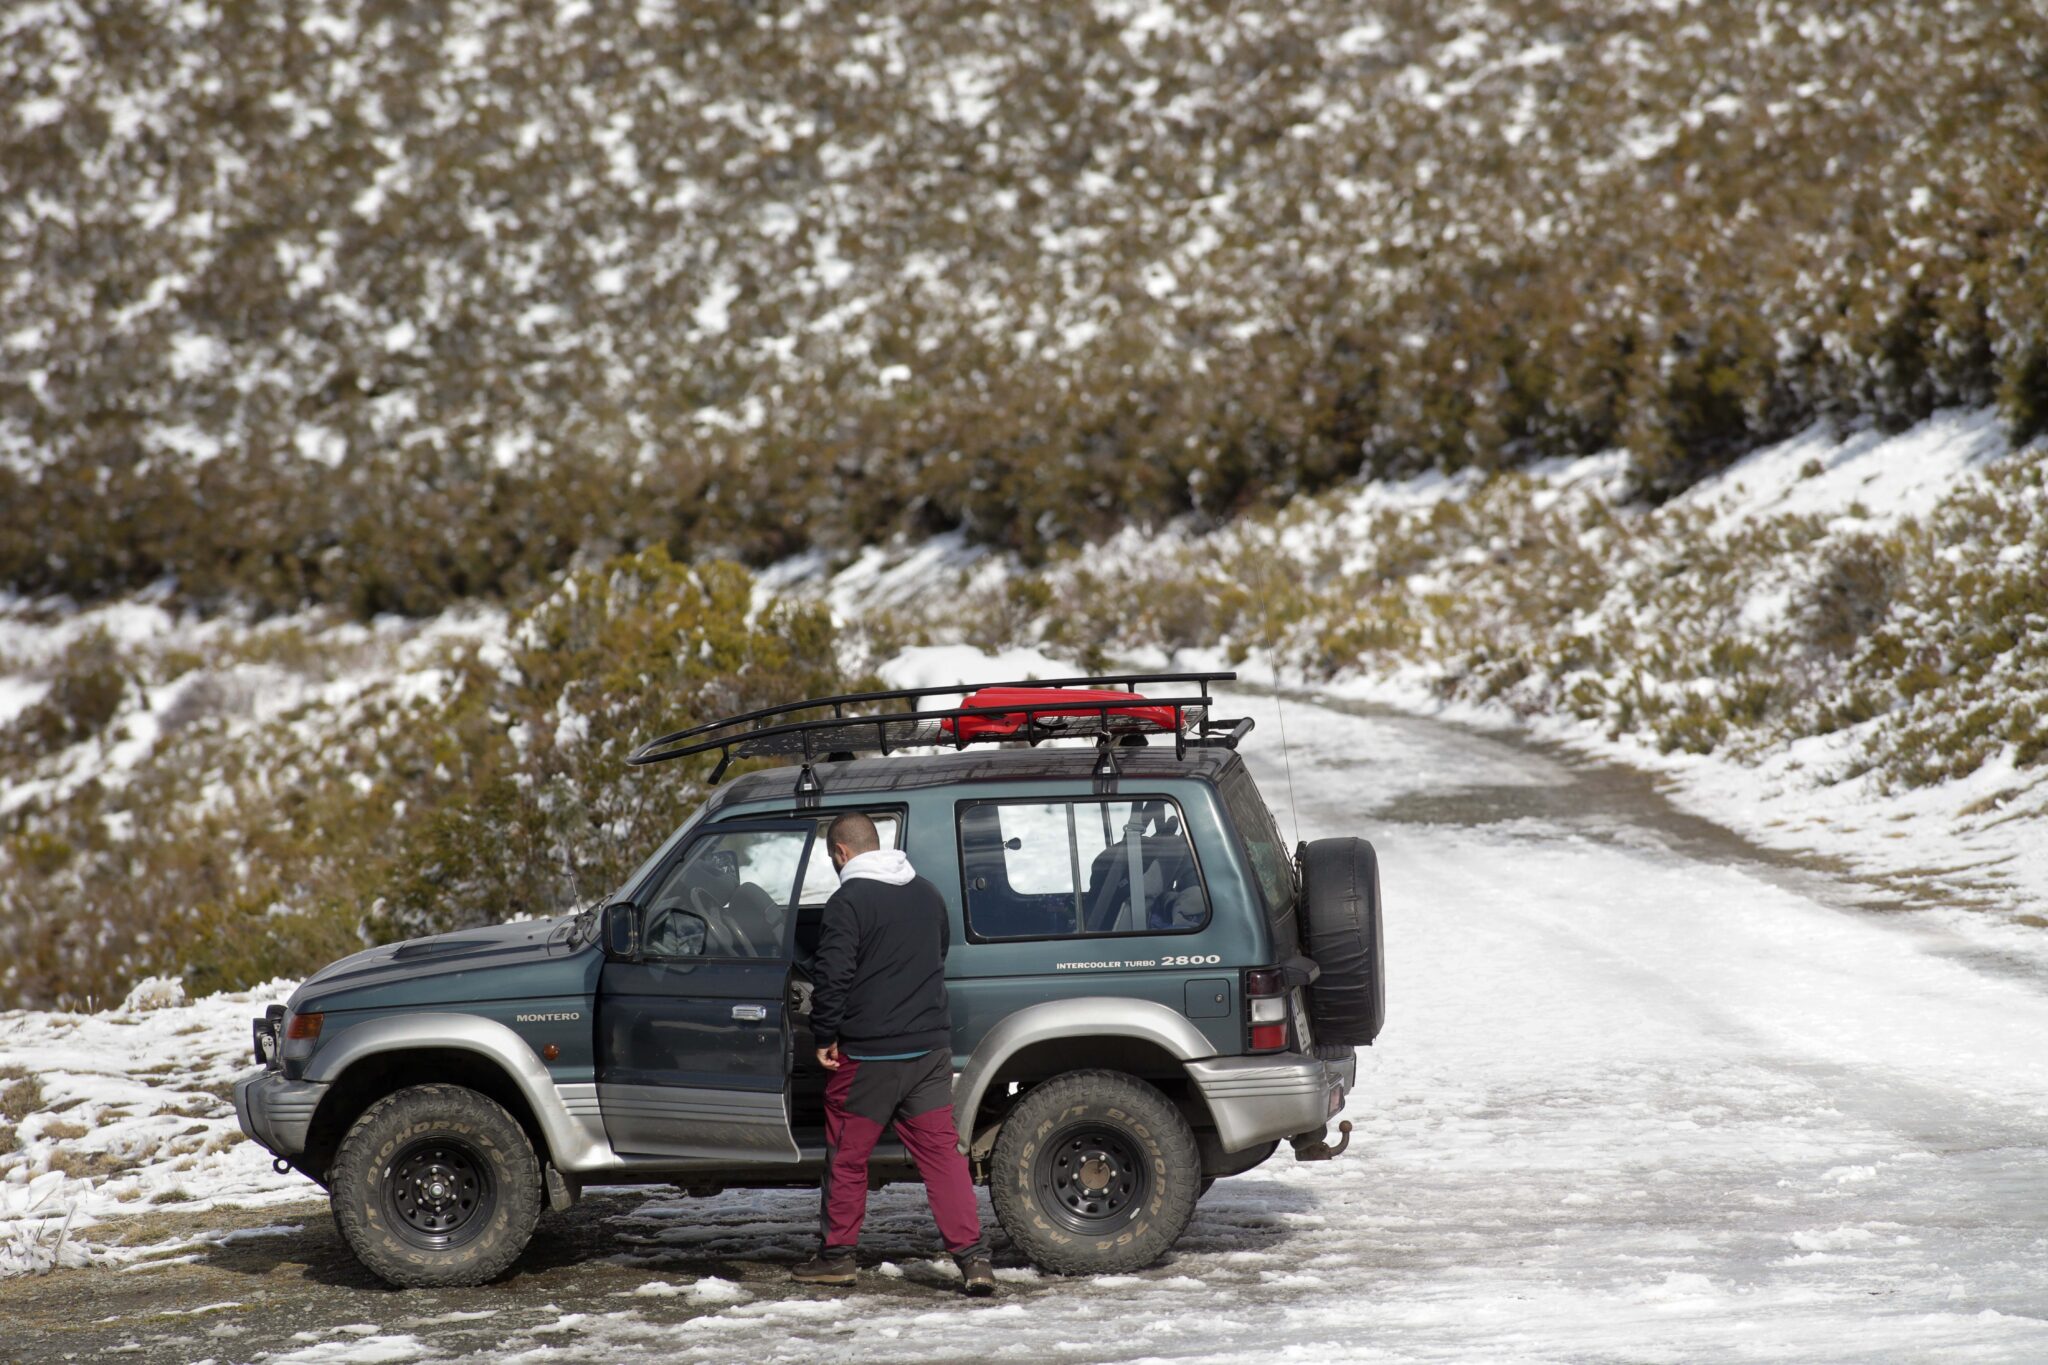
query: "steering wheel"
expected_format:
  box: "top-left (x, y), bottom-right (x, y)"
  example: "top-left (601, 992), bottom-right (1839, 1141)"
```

top-left (689, 883), bottom-right (760, 957)
top-left (646, 907), bottom-right (709, 957)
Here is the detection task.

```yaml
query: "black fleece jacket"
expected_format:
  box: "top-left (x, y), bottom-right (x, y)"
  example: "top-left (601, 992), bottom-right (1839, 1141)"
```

top-left (808, 874), bottom-right (952, 1055)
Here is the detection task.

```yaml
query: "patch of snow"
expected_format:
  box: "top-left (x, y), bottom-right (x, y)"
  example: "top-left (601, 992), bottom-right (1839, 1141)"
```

top-left (874, 643), bottom-right (1077, 708)
top-left (144, 422), bottom-right (225, 463)
top-left (1680, 408), bottom-right (2010, 534)
top-left (293, 423), bottom-right (347, 467)
top-left (0, 977), bottom-right (306, 1277)
top-left (692, 278), bottom-right (740, 336)
top-left (167, 332), bottom-right (230, 381)
top-left (1332, 20), bottom-right (1388, 56)
top-left (268, 1335), bottom-right (428, 1364)
top-left (119, 976), bottom-right (186, 1012)
top-left (15, 96), bottom-right (66, 129)
top-left (0, 676), bottom-right (50, 726)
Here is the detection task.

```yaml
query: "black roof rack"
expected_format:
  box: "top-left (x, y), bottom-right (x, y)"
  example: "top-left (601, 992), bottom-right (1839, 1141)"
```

top-left (629, 671), bottom-right (1250, 798)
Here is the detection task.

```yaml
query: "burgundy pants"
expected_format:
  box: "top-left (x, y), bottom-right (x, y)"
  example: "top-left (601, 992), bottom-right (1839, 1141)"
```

top-left (821, 1049), bottom-right (986, 1258)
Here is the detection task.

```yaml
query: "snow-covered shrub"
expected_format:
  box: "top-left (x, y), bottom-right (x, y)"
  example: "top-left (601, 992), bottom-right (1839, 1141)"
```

top-left (119, 976), bottom-right (187, 1013)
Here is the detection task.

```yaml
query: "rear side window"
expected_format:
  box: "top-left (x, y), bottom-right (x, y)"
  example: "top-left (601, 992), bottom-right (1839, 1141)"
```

top-left (1219, 769), bottom-right (1295, 921)
top-left (958, 798), bottom-right (1209, 941)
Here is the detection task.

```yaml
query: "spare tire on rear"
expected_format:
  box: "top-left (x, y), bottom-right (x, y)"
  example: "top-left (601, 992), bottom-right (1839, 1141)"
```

top-left (1298, 838), bottom-right (1385, 1046)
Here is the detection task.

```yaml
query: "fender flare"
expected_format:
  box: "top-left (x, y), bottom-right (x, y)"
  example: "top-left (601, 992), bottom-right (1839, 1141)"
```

top-left (303, 1013), bottom-right (612, 1172)
top-left (951, 997), bottom-right (1218, 1155)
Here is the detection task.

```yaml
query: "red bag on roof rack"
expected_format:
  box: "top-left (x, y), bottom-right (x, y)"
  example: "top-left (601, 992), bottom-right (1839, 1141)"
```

top-left (941, 687), bottom-right (1181, 741)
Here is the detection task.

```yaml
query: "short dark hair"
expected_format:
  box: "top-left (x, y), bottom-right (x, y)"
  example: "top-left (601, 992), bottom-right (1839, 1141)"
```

top-left (826, 811), bottom-right (880, 855)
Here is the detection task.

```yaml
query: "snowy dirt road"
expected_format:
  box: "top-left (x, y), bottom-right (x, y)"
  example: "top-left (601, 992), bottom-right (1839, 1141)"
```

top-left (6, 693), bottom-right (2048, 1363)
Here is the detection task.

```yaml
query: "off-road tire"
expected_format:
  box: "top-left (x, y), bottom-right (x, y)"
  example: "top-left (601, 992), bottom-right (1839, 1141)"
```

top-left (989, 1070), bottom-right (1200, 1275)
top-left (329, 1083), bottom-right (541, 1288)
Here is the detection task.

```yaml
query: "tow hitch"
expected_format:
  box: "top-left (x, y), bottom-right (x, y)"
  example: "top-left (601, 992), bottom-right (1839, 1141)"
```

top-left (1290, 1120), bottom-right (1353, 1162)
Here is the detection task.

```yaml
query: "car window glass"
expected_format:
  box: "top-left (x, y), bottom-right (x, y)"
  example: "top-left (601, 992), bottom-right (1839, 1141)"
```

top-left (642, 828), bottom-right (811, 959)
top-left (796, 813), bottom-right (901, 906)
top-left (997, 804), bottom-right (1072, 895)
top-left (960, 798), bottom-right (1208, 940)
top-left (1220, 770), bottom-right (1294, 918)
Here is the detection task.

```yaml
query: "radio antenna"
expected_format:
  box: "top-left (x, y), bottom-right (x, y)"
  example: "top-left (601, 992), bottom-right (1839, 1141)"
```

top-left (1271, 663), bottom-right (1303, 847)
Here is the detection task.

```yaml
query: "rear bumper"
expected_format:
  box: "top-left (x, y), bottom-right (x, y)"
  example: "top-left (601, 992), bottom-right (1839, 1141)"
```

top-left (1186, 1051), bottom-right (1352, 1154)
top-left (234, 1068), bottom-right (328, 1158)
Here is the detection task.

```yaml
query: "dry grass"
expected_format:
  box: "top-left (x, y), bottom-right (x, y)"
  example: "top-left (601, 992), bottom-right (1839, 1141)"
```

top-left (0, 1067), bottom-right (45, 1124)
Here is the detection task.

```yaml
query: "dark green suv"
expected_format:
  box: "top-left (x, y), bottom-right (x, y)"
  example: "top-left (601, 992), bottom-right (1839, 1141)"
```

top-left (235, 673), bottom-right (1385, 1287)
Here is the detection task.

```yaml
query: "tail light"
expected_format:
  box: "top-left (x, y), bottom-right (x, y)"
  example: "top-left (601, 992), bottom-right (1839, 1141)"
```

top-left (1244, 968), bottom-right (1289, 1053)
top-left (285, 1011), bottom-right (324, 1040)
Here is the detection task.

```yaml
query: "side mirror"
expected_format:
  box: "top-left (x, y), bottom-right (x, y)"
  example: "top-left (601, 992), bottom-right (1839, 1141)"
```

top-left (603, 903), bottom-right (641, 959)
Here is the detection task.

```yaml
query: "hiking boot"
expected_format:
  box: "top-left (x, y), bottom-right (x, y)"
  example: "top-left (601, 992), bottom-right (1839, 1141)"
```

top-left (792, 1247), bottom-right (859, 1285)
top-left (957, 1253), bottom-right (997, 1297)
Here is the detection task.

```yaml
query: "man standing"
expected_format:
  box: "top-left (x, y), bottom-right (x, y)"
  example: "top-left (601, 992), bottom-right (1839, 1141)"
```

top-left (793, 813), bottom-right (996, 1296)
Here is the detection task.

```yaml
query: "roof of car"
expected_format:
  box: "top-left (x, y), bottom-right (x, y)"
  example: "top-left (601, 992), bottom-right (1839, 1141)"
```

top-left (704, 742), bottom-right (1244, 810)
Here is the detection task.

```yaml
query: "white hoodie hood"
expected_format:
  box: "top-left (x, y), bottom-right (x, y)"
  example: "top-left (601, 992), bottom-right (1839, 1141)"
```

top-left (837, 848), bottom-right (917, 886)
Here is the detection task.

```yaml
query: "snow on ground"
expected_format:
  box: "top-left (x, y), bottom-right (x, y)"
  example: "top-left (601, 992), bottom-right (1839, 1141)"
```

top-left (0, 974), bottom-right (302, 1274)
top-left (753, 530), bottom-right (1004, 625)
top-left (1677, 406), bottom-right (2010, 536)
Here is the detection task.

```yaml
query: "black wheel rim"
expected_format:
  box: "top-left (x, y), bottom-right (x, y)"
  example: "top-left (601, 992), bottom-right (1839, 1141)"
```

top-left (382, 1137), bottom-right (495, 1250)
top-left (1033, 1122), bottom-right (1151, 1235)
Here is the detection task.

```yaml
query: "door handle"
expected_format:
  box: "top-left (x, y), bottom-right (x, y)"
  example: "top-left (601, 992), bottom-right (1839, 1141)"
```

top-left (731, 1005), bottom-right (768, 1022)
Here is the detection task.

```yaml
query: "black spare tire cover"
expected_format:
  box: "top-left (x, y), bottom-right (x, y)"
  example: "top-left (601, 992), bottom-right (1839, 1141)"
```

top-left (1299, 838), bottom-right (1385, 1046)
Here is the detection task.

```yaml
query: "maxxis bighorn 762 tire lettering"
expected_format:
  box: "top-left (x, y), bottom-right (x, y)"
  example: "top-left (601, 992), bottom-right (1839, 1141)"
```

top-left (328, 1083), bottom-right (542, 1289)
top-left (1299, 837), bottom-right (1386, 1046)
top-left (988, 1069), bottom-right (1201, 1276)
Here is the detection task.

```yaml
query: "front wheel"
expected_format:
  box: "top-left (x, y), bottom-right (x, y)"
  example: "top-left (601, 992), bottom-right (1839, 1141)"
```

top-left (989, 1070), bottom-right (1200, 1275)
top-left (329, 1084), bottom-right (542, 1288)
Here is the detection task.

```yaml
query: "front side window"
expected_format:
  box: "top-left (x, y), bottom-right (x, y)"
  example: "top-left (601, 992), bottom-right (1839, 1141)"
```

top-left (795, 812), bottom-right (902, 907)
top-left (960, 798), bottom-right (1209, 941)
top-left (641, 827), bottom-right (814, 959)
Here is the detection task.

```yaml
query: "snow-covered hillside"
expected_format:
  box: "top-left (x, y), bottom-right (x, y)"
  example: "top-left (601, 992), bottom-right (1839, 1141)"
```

top-left (6, 0), bottom-right (2046, 613)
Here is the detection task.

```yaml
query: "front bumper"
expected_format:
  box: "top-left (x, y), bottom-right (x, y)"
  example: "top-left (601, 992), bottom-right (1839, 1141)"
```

top-left (1186, 1049), bottom-right (1353, 1154)
top-left (233, 1067), bottom-right (329, 1158)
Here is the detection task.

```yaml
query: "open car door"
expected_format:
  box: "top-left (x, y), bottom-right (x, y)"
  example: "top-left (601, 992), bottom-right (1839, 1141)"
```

top-left (597, 820), bottom-right (818, 1161)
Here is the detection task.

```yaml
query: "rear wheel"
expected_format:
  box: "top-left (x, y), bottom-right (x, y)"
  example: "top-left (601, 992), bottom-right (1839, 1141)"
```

top-left (329, 1084), bottom-right (541, 1288)
top-left (989, 1070), bottom-right (1200, 1275)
